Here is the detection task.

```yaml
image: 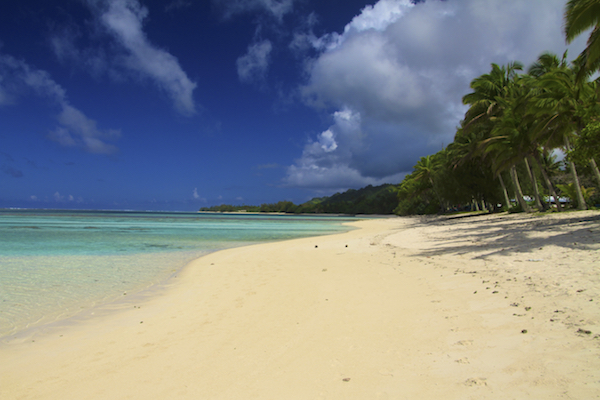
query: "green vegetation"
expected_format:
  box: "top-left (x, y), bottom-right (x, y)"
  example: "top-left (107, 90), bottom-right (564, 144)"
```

top-left (199, 184), bottom-right (398, 215)
top-left (394, 50), bottom-right (600, 215)
top-left (394, 2), bottom-right (600, 215)
top-left (201, 3), bottom-right (600, 216)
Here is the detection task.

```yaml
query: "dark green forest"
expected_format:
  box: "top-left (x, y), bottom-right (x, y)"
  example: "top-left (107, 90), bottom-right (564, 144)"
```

top-left (199, 184), bottom-right (399, 215)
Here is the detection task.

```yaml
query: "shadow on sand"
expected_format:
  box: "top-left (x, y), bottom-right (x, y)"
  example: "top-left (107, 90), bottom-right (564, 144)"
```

top-left (406, 212), bottom-right (600, 260)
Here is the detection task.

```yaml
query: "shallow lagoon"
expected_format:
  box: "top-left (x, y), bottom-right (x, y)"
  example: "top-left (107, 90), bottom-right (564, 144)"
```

top-left (0, 210), bottom-right (355, 338)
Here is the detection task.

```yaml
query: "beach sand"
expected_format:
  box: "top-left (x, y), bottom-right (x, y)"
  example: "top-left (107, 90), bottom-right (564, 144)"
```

top-left (1, 211), bottom-right (599, 399)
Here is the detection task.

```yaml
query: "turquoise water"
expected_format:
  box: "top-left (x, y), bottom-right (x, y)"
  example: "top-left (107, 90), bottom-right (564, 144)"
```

top-left (0, 210), bottom-right (355, 338)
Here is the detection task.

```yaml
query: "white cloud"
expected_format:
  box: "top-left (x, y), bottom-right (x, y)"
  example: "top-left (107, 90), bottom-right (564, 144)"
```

top-left (53, 0), bottom-right (197, 115)
top-left (237, 40), bottom-right (273, 84)
top-left (0, 53), bottom-right (121, 154)
top-left (285, 107), bottom-right (407, 189)
top-left (51, 104), bottom-right (120, 154)
top-left (287, 0), bottom-right (587, 192)
top-left (344, 0), bottom-right (411, 34)
top-left (318, 130), bottom-right (337, 152)
top-left (50, 28), bottom-right (109, 79)
top-left (91, 0), bottom-right (197, 116)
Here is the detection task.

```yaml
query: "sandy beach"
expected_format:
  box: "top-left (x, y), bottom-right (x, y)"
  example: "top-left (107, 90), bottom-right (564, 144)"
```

top-left (1, 211), bottom-right (599, 399)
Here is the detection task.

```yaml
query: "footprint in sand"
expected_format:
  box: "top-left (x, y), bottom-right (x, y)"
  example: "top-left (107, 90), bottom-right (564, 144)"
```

top-left (464, 377), bottom-right (487, 386)
top-left (454, 340), bottom-right (474, 346)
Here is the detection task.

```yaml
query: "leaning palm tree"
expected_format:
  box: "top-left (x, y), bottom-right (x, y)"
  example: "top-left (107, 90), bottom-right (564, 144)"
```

top-left (528, 58), bottom-right (591, 209)
top-left (412, 154), bottom-right (444, 212)
top-left (449, 126), bottom-right (512, 210)
top-left (462, 62), bottom-right (523, 127)
top-left (572, 120), bottom-right (600, 186)
top-left (462, 62), bottom-right (533, 212)
top-left (487, 82), bottom-right (547, 212)
top-left (538, 151), bottom-right (565, 211)
top-left (564, 0), bottom-right (600, 80)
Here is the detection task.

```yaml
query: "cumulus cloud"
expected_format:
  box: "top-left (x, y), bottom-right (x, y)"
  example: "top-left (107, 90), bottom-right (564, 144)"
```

top-left (237, 40), bottom-right (273, 83)
top-left (285, 108), bottom-right (406, 190)
top-left (93, 0), bottom-right (197, 115)
top-left (0, 53), bottom-right (120, 154)
top-left (286, 0), bottom-right (587, 191)
top-left (213, 0), bottom-right (294, 21)
top-left (52, 0), bottom-right (197, 116)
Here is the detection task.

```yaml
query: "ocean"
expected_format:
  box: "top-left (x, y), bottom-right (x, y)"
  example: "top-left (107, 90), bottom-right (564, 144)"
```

top-left (0, 209), bottom-right (356, 338)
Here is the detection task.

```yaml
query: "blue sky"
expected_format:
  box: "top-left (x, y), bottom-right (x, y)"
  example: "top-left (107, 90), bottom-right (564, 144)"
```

top-left (0, 0), bottom-right (587, 211)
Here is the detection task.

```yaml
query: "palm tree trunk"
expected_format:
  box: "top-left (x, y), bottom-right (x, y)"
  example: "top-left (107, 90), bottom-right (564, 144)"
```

top-left (524, 156), bottom-right (545, 211)
top-left (532, 153), bottom-right (562, 212)
top-left (498, 173), bottom-right (511, 210)
top-left (564, 136), bottom-right (587, 210)
top-left (509, 165), bottom-right (531, 212)
top-left (590, 157), bottom-right (600, 188)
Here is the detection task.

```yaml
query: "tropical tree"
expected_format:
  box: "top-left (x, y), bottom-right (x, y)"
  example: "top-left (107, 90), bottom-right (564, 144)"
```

top-left (571, 121), bottom-right (600, 186)
top-left (462, 62), bottom-right (534, 212)
top-left (557, 183), bottom-right (597, 208)
top-left (411, 153), bottom-right (445, 212)
top-left (564, 0), bottom-right (600, 80)
top-left (525, 52), bottom-right (597, 209)
top-left (395, 168), bottom-right (439, 215)
top-left (447, 126), bottom-right (510, 210)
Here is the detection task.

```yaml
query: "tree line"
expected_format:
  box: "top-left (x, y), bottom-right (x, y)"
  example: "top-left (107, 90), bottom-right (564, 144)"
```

top-left (199, 184), bottom-right (399, 215)
top-left (395, 1), bottom-right (600, 215)
top-left (202, 2), bottom-right (600, 216)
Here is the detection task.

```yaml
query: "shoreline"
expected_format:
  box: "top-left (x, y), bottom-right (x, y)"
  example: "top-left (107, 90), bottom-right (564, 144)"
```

top-left (0, 214), bottom-right (358, 344)
top-left (0, 219), bottom-right (363, 345)
top-left (1, 211), bottom-right (599, 399)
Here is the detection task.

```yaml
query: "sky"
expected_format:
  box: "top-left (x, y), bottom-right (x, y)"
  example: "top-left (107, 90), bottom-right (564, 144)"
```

top-left (0, 0), bottom-right (588, 211)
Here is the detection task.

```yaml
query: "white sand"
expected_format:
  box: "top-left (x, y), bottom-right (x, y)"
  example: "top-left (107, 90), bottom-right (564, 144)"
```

top-left (1, 211), bottom-right (599, 399)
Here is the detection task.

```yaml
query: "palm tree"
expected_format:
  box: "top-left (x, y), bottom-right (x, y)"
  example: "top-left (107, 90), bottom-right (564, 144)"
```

top-left (492, 75), bottom-right (548, 211)
top-left (572, 121), bottom-right (600, 186)
top-left (564, 0), bottom-right (600, 80)
top-left (462, 62), bottom-right (523, 126)
top-left (528, 56), bottom-right (591, 209)
top-left (463, 62), bottom-right (530, 211)
top-left (526, 54), bottom-right (567, 211)
top-left (479, 130), bottom-right (532, 212)
top-left (536, 151), bottom-right (564, 211)
top-left (449, 126), bottom-right (511, 210)
top-left (412, 154), bottom-right (444, 212)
